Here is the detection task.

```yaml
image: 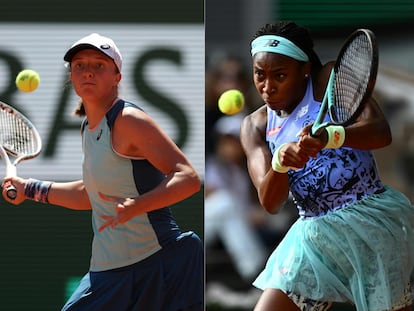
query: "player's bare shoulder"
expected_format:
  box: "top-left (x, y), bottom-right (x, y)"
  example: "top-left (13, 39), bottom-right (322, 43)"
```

top-left (111, 106), bottom-right (153, 157)
top-left (115, 105), bottom-right (155, 133)
top-left (240, 105), bottom-right (267, 149)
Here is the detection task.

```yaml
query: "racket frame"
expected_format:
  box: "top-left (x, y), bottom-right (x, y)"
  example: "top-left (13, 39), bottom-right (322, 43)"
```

top-left (0, 101), bottom-right (42, 199)
top-left (310, 28), bottom-right (378, 137)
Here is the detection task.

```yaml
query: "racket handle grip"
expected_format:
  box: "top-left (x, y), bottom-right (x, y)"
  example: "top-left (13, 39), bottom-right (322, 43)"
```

top-left (310, 126), bottom-right (324, 138)
top-left (6, 185), bottom-right (17, 200)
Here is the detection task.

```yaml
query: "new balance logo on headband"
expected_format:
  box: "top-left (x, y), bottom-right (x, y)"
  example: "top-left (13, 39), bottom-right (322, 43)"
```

top-left (251, 35), bottom-right (309, 62)
top-left (266, 39), bottom-right (280, 47)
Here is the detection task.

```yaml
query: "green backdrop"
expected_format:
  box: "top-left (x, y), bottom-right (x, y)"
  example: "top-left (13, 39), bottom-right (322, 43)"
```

top-left (274, 0), bottom-right (414, 33)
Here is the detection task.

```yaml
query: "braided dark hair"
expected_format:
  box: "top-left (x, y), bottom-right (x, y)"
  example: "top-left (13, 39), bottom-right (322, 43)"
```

top-left (253, 21), bottom-right (323, 75)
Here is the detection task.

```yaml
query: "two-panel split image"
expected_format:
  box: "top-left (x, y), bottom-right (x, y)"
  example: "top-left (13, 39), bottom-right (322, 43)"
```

top-left (1, 1), bottom-right (414, 310)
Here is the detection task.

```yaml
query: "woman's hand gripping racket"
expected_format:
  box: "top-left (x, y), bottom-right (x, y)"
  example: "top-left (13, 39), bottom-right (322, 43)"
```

top-left (0, 101), bottom-right (41, 199)
top-left (311, 29), bottom-right (379, 137)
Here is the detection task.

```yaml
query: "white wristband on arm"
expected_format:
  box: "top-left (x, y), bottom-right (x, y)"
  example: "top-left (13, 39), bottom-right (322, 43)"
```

top-left (324, 125), bottom-right (345, 149)
top-left (271, 143), bottom-right (290, 173)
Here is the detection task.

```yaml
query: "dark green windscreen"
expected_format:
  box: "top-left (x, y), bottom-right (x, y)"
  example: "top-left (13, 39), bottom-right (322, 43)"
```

top-left (1, 0), bottom-right (203, 23)
top-left (274, 0), bottom-right (414, 31)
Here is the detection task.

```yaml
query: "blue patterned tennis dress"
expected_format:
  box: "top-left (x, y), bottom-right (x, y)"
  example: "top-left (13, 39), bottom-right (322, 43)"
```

top-left (253, 80), bottom-right (414, 311)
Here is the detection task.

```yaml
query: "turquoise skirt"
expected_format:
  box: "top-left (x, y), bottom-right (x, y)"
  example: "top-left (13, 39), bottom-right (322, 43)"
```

top-left (253, 187), bottom-right (414, 311)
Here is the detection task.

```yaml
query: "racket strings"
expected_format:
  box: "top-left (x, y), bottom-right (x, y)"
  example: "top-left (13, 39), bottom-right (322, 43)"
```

top-left (0, 108), bottom-right (38, 156)
top-left (333, 33), bottom-right (373, 123)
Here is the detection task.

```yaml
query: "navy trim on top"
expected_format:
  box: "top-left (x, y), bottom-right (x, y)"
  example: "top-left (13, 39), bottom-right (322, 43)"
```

top-left (105, 100), bottom-right (165, 195)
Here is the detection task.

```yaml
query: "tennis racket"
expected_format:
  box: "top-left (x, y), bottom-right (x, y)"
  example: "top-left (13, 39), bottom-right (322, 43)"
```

top-left (311, 28), bottom-right (378, 137)
top-left (0, 101), bottom-right (42, 199)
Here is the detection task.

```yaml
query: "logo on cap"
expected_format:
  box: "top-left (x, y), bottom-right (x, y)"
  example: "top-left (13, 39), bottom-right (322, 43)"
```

top-left (100, 44), bottom-right (111, 50)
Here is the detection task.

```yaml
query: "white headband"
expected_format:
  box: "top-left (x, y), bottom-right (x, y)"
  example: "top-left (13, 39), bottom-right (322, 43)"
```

top-left (251, 35), bottom-right (309, 62)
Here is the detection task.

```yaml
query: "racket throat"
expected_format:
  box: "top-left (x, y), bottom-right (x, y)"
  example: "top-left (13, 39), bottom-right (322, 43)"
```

top-left (6, 164), bottom-right (16, 177)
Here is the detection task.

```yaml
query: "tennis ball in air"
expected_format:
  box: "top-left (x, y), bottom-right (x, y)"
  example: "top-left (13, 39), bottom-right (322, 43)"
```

top-left (15, 69), bottom-right (40, 92)
top-left (218, 89), bottom-right (245, 115)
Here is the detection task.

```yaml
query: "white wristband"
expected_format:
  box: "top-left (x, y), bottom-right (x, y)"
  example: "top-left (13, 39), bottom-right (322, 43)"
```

top-left (271, 143), bottom-right (289, 173)
top-left (324, 125), bottom-right (345, 149)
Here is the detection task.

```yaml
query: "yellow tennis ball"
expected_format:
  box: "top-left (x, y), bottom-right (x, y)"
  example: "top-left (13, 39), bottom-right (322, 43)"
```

top-left (218, 89), bottom-right (245, 115)
top-left (15, 69), bottom-right (40, 92)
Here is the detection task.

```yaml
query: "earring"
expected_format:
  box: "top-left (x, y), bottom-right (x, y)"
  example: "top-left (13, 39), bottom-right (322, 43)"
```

top-left (305, 74), bottom-right (309, 78)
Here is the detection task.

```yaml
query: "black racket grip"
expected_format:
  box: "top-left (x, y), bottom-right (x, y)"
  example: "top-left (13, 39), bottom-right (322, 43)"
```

top-left (310, 126), bottom-right (324, 138)
top-left (6, 185), bottom-right (17, 199)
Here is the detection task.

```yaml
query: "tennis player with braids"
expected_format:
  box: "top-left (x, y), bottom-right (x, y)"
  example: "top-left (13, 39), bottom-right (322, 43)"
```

top-left (240, 21), bottom-right (414, 311)
top-left (2, 33), bottom-right (203, 310)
